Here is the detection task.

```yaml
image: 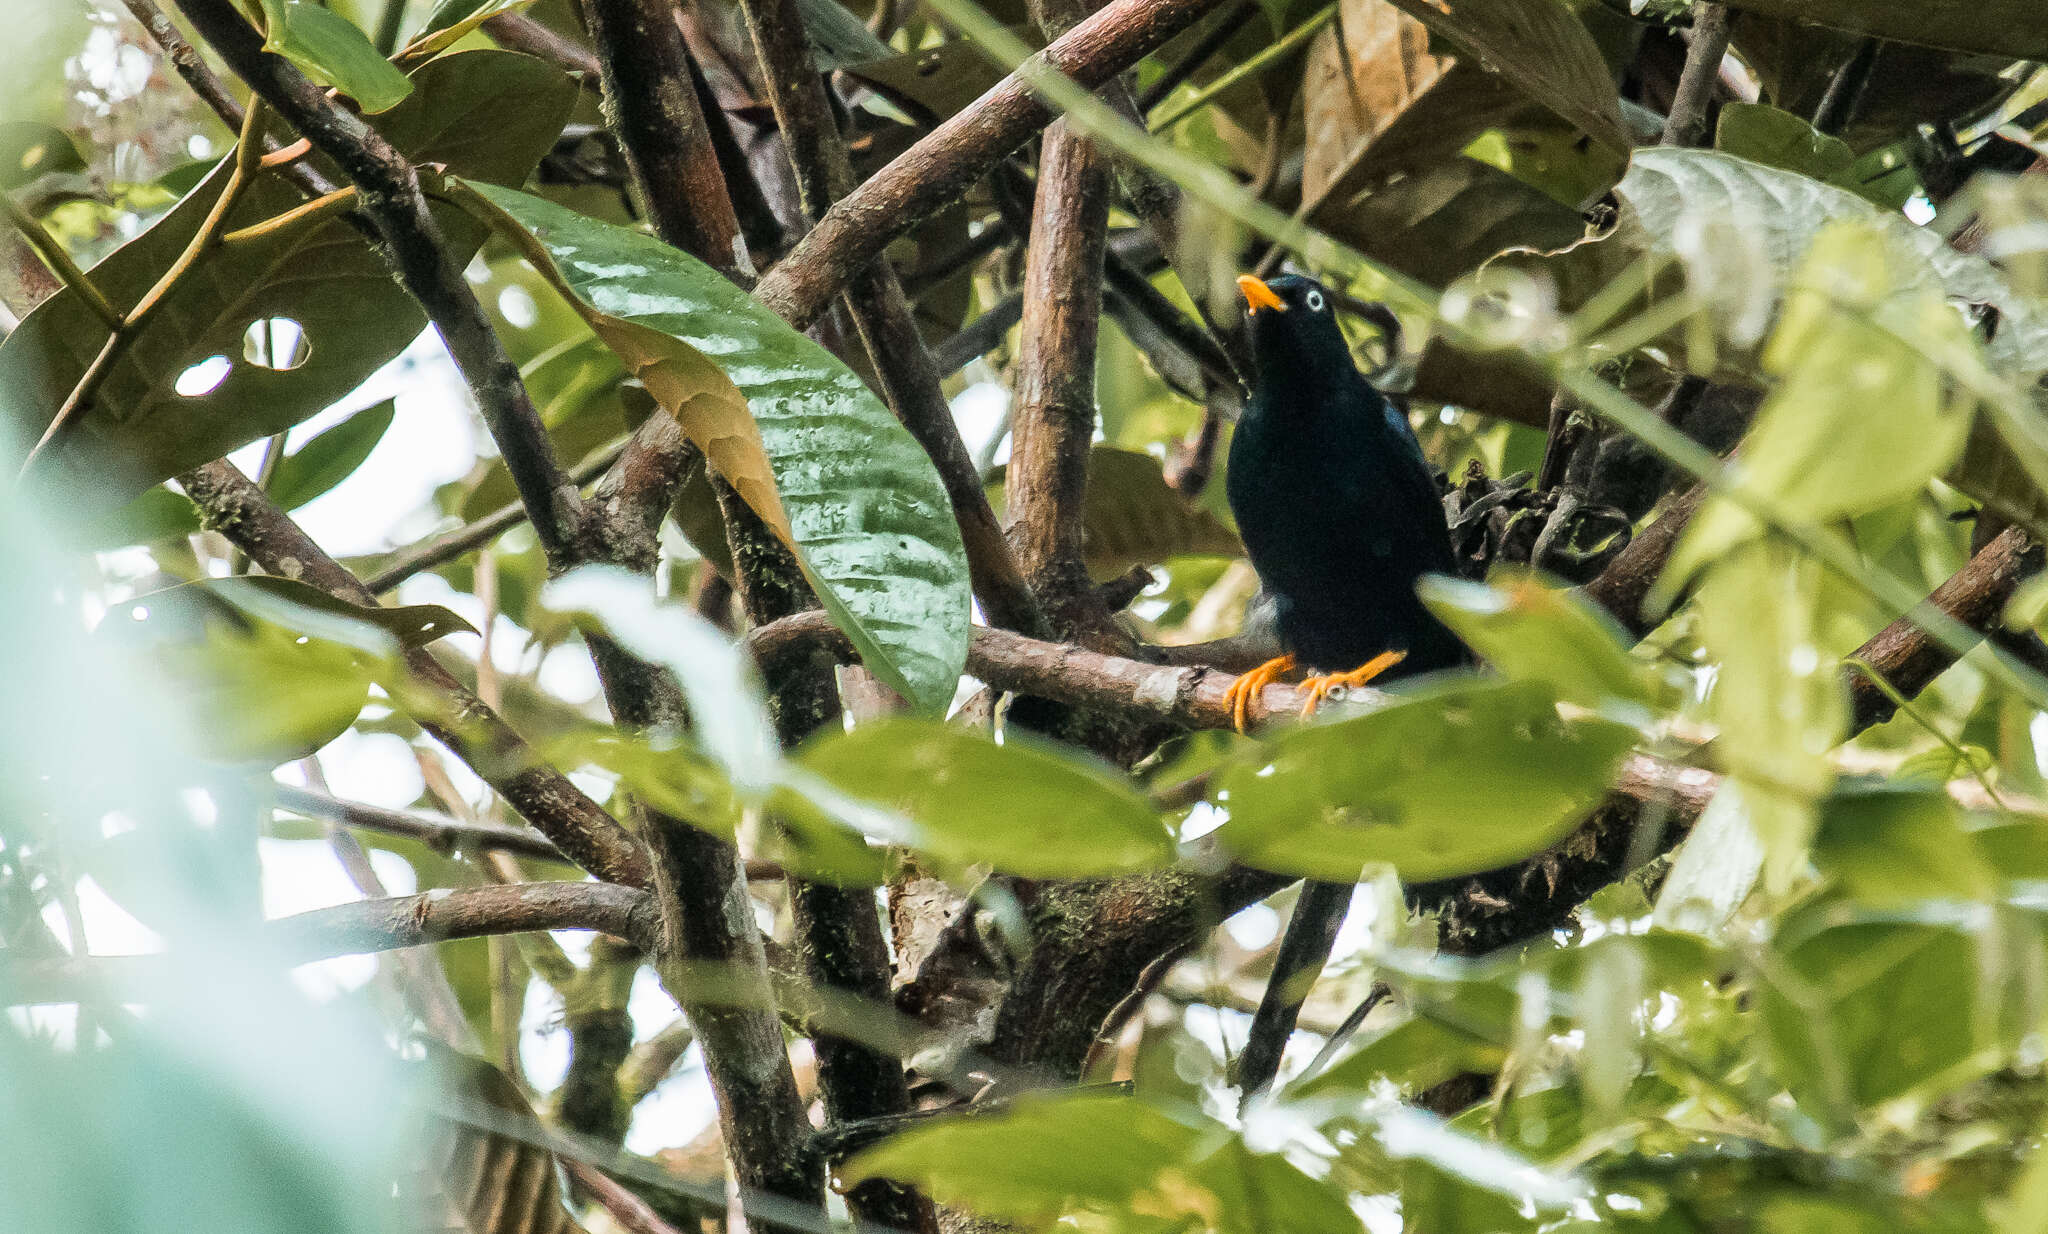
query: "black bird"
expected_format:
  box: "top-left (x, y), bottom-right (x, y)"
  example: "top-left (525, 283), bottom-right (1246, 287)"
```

top-left (1224, 272), bottom-right (1469, 1097)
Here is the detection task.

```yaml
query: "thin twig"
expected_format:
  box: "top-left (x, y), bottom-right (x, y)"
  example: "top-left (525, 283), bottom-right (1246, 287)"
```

top-left (1811, 36), bottom-right (1881, 138)
top-left (369, 438), bottom-right (630, 594)
top-left (1136, 0), bottom-right (1256, 112)
top-left (1660, 2), bottom-right (1731, 149)
top-left (178, 459), bottom-right (653, 887)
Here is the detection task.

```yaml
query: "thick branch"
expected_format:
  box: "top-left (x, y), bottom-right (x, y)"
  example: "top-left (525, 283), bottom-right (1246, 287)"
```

top-left (569, 2), bottom-right (823, 1208)
top-left (179, 460), bottom-right (652, 888)
top-left (583, 0), bottom-right (751, 282)
top-left (750, 0), bottom-right (1229, 331)
top-left (730, 1), bottom-right (955, 1226)
top-left (1007, 114), bottom-right (1115, 639)
top-left (178, 0), bottom-right (585, 565)
top-left (270, 882), bottom-right (662, 960)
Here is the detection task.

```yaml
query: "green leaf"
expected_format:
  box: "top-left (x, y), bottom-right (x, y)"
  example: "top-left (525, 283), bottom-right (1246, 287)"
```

top-left (0, 50), bottom-right (574, 498)
top-left (1212, 678), bottom-right (1637, 882)
top-left (1714, 103), bottom-right (1855, 187)
top-left (458, 183), bottom-right (971, 715)
top-left (846, 1091), bottom-right (1359, 1233)
top-left (794, 0), bottom-right (895, 69)
top-left (543, 566), bottom-right (779, 792)
top-left (104, 583), bottom-right (376, 765)
top-left (1418, 570), bottom-right (1664, 721)
top-left (1660, 222), bottom-right (1982, 594)
top-left (1541, 148), bottom-right (2048, 398)
top-left (1298, 1016), bottom-right (1507, 1098)
top-left (75, 483), bottom-right (203, 549)
top-left (1718, 0), bottom-right (2048, 58)
top-left (0, 122), bottom-right (85, 190)
top-left (1758, 906), bottom-right (2000, 1118)
top-left (798, 718), bottom-right (1177, 878)
top-left (1811, 785), bottom-right (2000, 907)
top-left (258, 0), bottom-right (414, 113)
top-left (1379, 0), bottom-right (1629, 153)
top-left (268, 399), bottom-right (396, 509)
top-left (1687, 540), bottom-right (1844, 892)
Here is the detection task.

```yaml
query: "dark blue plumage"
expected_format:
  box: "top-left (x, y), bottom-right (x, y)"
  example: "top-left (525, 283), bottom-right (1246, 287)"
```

top-left (1226, 273), bottom-right (1465, 680)
top-left (1224, 273), bottom-right (1469, 1101)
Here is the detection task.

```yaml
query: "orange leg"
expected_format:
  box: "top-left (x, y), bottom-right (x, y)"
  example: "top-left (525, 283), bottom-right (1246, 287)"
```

top-left (1223, 654), bottom-right (1297, 733)
top-left (1298, 650), bottom-right (1407, 719)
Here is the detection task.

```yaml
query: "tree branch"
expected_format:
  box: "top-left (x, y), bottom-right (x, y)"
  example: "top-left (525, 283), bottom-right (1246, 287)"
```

top-left (1659, 2), bottom-right (1731, 149)
top-left (750, 0), bottom-right (1230, 331)
top-left (177, 0), bottom-right (586, 566)
top-left (178, 460), bottom-right (652, 888)
top-left (270, 882), bottom-right (662, 960)
top-left (574, 0), bottom-right (825, 1208)
top-left (582, 0), bottom-right (752, 283)
top-left (1006, 61), bottom-right (1117, 643)
top-left (119, 0), bottom-right (337, 197)
top-left (367, 438), bottom-right (633, 594)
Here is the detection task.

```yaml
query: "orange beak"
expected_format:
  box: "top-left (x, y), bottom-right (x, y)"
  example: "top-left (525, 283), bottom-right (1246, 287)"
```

top-left (1237, 274), bottom-right (1287, 315)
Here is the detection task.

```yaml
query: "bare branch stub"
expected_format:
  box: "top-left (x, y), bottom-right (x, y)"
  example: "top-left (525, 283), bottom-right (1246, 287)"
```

top-left (751, 0), bottom-right (1231, 331)
top-left (269, 881), bottom-right (662, 959)
top-left (176, 0), bottom-right (585, 566)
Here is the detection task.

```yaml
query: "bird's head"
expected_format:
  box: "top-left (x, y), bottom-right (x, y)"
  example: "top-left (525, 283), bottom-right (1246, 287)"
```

top-left (1236, 273), bottom-right (1351, 382)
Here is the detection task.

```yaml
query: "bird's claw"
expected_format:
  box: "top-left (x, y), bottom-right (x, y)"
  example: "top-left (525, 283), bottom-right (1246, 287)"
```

top-left (1224, 654), bottom-right (1297, 733)
top-left (1297, 650), bottom-right (1407, 719)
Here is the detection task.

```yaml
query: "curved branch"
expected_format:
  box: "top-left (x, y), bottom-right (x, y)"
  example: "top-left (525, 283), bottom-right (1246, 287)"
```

top-left (750, 0), bottom-right (1230, 331)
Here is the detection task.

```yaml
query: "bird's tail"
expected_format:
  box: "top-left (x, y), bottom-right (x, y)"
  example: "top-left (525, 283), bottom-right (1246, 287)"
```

top-left (1235, 879), bottom-right (1353, 1104)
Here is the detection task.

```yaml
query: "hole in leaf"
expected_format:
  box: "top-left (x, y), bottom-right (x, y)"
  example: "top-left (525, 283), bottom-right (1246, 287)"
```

top-left (174, 355), bottom-right (232, 397)
top-left (497, 285), bottom-right (538, 329)
top-left (242, 317), bottom-right (310, 371)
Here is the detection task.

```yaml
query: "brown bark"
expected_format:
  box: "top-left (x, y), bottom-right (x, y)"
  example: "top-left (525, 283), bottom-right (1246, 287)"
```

top-left (750, 0), bottom-right (1230, 331)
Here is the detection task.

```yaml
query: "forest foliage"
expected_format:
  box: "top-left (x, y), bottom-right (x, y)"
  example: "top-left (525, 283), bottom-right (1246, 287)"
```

top-left (4, 0), bottom-right (2048, 1231)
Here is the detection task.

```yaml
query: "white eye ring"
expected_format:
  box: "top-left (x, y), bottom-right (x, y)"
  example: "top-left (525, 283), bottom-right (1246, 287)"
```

top-left (1304, 289), bottom-right (1325, 311)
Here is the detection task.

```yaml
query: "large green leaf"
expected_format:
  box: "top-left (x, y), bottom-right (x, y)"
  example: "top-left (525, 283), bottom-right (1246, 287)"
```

top-left (1419, 570), bottom-right (1666, 721)
top-left (1212, 678), bottom-right (1637, 881)
top-left (0, 51), bottom-right (574, 498)
top-left (1659, 222), bottom-right (1982, 588)
top-left (258, 0), bottom-right (414, 113)
top-left (1595, 149), bottom-right (2048, 384)
top-left (799, 718), bottom-right (1177, 878)
top-left (846, 1091), bottom-right (1360, 1233)
top-left (460, 183), bottom-right (971, 715)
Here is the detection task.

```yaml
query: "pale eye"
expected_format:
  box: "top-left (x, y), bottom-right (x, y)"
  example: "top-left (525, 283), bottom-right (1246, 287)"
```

top-left (1305, 289), bottom-right (1325, 311)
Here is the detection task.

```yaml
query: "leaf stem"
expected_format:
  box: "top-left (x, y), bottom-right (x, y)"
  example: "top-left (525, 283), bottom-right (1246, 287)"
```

top-left (0, 193), bottom-right (121, 331)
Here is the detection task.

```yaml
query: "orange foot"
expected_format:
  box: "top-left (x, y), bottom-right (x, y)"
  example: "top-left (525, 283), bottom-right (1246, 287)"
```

top-left (1223, 654), bottom-right (1297, 733)
top-left (1298, 650), bottom-right (1408, 719)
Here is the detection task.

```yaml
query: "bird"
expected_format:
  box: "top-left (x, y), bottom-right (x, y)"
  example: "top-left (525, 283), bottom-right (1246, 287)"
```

top-left (1222, 271), bottom-right (1470, 1098)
